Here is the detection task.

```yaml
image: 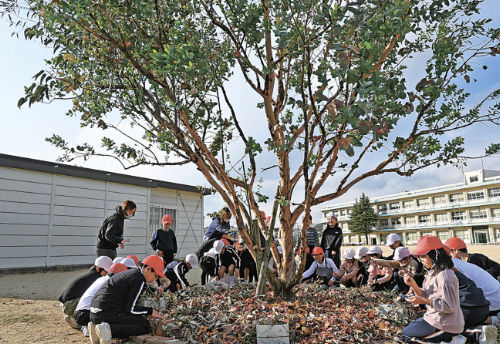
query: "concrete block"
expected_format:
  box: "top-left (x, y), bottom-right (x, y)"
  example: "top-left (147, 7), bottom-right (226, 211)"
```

top-left (256, 324), bottom-right (290, 344)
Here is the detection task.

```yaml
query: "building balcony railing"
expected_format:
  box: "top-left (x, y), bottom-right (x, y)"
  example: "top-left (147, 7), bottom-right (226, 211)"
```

top-left (373, 216), bottom-right (500, 231)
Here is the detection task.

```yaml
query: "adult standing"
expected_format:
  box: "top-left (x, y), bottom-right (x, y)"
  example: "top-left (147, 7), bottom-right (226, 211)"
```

top-left (150, 214), bottom-right (178, 265)
top-left (320, 215), bottom-right (343, 268)
top-left (97, 200), bottom-right (136, 259)
top-left (203, 206), bottom-right (231, 242)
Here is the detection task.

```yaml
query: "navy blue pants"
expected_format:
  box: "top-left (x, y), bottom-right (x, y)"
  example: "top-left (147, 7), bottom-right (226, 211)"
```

top-left (402, 317), bottom-right (456, 343)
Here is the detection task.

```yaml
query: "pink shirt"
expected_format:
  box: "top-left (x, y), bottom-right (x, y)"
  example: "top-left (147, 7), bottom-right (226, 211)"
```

top-left (337, 259), bottom-right (359, 279)
top-left (421, 269), bottom-right (464, 334)
top-left (368, 261), bottom-right (393, 284)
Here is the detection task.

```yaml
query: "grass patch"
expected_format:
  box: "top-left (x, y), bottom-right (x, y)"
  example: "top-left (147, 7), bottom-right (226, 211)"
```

top-left (0, 313), bottom-right (40, 325)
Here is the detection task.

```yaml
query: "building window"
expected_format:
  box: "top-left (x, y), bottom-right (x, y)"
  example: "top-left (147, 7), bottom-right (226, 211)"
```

top-left (467, 191), bottom-right (484, 201)
top-left (455, 229), bottom-right (471, 243)
top-left (378, 204), bottom-right (388, 213)
top-left (417, 198), bottom-right (430, 206)
top-left (406, 232), bottom-right (419, 244)
top-left (348, 209), bottom-right (353, 215)
top-left (437, 231), bottom-right (451, 240)
top-left (433, 196), bottom-right (446, 204)
top-left (449, 193), bottom-right (464, 203)
top-left (379, 219), bottom-right (389, 228)
top-left (489, 188), bottom-right (500, 198)
top-left (435, 213), bottom-right (448, 223)
top-left (333, 211), bottom-right (339, 217)
top-left (403, 200), bottom-right (414, 209)
top-left (419, 215), bottom-right (430, 223)
top-left (452, 211), bottom-right (465, 221)
top-left (149, 205), bottom-right (177, 234)
top-left (470, 209), bottom-right (487, 219)
top-left (469, 176), bottom-right (479, 183)
top-left (390, 202), bottom-right (400, 210)
top-left (405, 216), bottom-right (416, 224)
top-left (391, 217), bottom-right (401, 225)
top-left (340, 209), bottom-right (346, 216)
top-left (492, 208), bottom-right (500, 218)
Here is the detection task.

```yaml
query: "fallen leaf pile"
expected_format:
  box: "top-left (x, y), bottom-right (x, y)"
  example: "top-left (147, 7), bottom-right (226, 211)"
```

top-left (140, 283), bottom-right (421, 343)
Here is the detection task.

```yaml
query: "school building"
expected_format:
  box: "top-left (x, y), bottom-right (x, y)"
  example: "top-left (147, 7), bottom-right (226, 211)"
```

top-left (0, 153), bottom-right (211, 269)
top-left (321, 169), bottom-right (500, 246)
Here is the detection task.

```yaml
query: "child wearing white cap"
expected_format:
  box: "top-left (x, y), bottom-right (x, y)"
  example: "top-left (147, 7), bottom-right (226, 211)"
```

top-left (334, 248), bottom-right (359, 287)
top-left (354, 246), bottom-right (370, 285)
top-left (367, 246), bottom-right (395, 291)
top-left (385, 233), bottom-right (403, 260)
top-left (164, 254), bottom-right (199, 292)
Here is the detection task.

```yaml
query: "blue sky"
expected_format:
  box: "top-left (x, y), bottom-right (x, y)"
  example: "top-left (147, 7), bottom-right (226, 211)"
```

top-left (0, 1), bottom-right (499, 226)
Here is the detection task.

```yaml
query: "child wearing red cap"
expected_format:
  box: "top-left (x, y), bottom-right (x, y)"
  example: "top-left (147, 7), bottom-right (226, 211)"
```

top-left (150, 214), bottom-right (178, 265)
top-left (401, 235), bottom-right (464, 343)
top-left (301, 247), bottom-right (339, 288)
top-left (88, 255), bottom-right (164, 344)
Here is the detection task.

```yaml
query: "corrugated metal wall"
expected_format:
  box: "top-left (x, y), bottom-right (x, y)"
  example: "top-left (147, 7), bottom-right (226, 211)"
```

top-left (0, 165), bottom-right (203, 269)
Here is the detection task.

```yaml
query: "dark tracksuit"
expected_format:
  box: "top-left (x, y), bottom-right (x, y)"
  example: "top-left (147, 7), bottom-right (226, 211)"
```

top-left (467, 253), bottom-right (500, 281)
top-left (295, 227), bottom-right (319, 271)
top-left (59, 269), bottom-right (101, 303)
top-left (150, 229), bottom-right (177, 265)
top-left (165, 261), bottom-right (190, 292)
top-left (90, 268), bottom-right (152, 338)
top-left (320, 224), bottom-right (343, 268)
top-left (454, 270), bottom-right (490, 329)
top-left (239, 249), bottom-right (258, 282)
top-left (218, 245), bottom-right (241, 271)
top-left (96, 206), bottom-right (126, 259)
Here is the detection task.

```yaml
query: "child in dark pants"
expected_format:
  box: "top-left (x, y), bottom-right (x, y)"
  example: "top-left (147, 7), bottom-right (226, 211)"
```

top-left (89, 255), bottom-right (164, 344)
top-left (150, 214), bottom-right (177, 265)
top-left (164, 254), bottom-right (198, 292)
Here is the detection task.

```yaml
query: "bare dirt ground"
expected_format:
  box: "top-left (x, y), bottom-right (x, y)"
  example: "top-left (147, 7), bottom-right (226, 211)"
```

top-left (0, 245), bottom-right (498, 344)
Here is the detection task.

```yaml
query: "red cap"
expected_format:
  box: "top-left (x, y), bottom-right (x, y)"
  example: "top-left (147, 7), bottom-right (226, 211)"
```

top-left (142, 255), bottom-right (165, 277)
top-left (412, 235), bottom-right (443, 255)
top-left (260, 210), bottom-right (266, 219)
top-left (161, 214), bottom-right (173, 224)
top-left (126, 255), bottom-right (139, 266)
top-left (109, 263), bottom-right (128, 274)
top-left (221, 238), bottom-right (231, 247)
top-left (312, 247), bottom-right (324, 255)
top-left (444, 237), bottom-right (466, 250)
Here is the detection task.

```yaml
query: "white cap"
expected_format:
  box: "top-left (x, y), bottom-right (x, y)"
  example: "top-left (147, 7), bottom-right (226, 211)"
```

top-left (386, 233), bottom-right (401, 247)
top-left (367, 245), bottom-right (383, 255)
top-left (343, 248), bottom-right (355, 259)
top-left (95, 256), bottom-right (113, 272)
top-left (213, 240), bottom-right (224, 254)
top-left (354, 246), bottom-right (369, 260)
top-left (113, 257), bottom-right (123, 264)
top-left (121, 257), bottom-right (137, 268)
top-left (204, 248), bottom-right (218, 259)
top-left (277, 246), bottom-right (283, 255)
top-left (185, 254), bottom-right (198, 268)
top-left (393, 247), bottom-right (410, 261)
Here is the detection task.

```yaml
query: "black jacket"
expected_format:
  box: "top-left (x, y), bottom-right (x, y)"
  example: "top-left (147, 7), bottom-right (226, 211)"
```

top-left (166, 261), bottom-right (190, 289)
top-left (468, 253), bottom-right (500, 279)
top-left (320, 224), bottom-right (343, 253)
top-left (150, 229), bottom-right (177, 253)
top-left (454, 270), bottom-right (490, 308)
top-left (97, 206), bottom-right (125, 250)
top-left (91, 268), bottom-right (153, 316)
top-left (58, 269), bottom-right (101, 303)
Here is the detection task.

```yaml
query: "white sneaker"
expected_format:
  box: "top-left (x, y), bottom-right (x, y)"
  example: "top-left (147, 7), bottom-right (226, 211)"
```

top-left (95, 322), bottom-right (112, 344)
top-left (88, 322), bottom-right (99, 344)
top-left (479, 325), bottom-right (498, 344)
top-left (81, 325), bottom-right (89, 337)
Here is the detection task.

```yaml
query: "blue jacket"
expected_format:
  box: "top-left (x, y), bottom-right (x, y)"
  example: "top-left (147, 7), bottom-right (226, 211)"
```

top-left (150, 229), bottom-right (177, 253)
top-left (203, 216), bottom-right (229, 242)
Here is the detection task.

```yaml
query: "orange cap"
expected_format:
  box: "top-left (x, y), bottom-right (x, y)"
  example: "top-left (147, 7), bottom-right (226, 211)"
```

top-left (412, 235), bottom-right (443, 255)
top-left (312, 247), bottom-right (324, 255)
top-left (142, 255), bottom-right (165, 277)
top-left (109, 263), bottom-right (128, 274)
top-left (126, 255), bottom-right (139, 266)
top-left (444, 237), bottom-right (467, 250)
top-left (161, 214), bottom-right (173, 224)
top-left (221, 238), bottom-right (231, 247)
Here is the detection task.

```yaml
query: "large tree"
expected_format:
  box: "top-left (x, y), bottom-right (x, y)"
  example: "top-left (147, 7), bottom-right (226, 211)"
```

top-left (1, 0), bottom-right (499, 297)
top-left (349, 193), bottom-right (378, 244)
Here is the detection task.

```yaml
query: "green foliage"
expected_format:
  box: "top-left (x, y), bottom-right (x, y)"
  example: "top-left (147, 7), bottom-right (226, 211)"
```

top-left (348, 193), bottom-right (378, 243)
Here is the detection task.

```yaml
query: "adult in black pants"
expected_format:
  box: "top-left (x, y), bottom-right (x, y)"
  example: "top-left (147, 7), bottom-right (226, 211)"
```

top-left (320, 215), bottom-right (343, 268)
top-left (96, 200), bottom-right (136, 259)
top-left (150, 214), bottom-right (178, 265)
top-left (89, 255), bottom-right (164, 344)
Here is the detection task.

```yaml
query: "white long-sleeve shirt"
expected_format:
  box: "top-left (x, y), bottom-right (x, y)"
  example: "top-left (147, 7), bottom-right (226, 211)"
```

top-left (302, 258), bottom-right (339, 283)
top-left (452, 258), bottom-right (500, 312)
top-left (75, 275), bottom-right (110, 312)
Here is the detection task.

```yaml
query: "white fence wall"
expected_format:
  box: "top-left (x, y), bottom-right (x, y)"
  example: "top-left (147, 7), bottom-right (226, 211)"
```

top-left (0, 166), bottom-right (203, 269)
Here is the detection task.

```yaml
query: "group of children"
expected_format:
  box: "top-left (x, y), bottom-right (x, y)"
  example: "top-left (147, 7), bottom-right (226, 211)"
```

top-left (59, 206), bottom-right (500, 344)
